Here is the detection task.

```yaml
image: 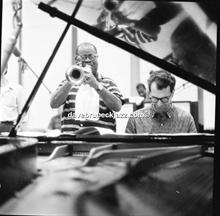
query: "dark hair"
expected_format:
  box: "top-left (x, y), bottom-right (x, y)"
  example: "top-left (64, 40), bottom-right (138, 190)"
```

top-left (147, 70), bottom-right (176, 92)
top-left (76, 42), bottom-right (97, 55)
top-left (136, 83), bottom-right (146, 90)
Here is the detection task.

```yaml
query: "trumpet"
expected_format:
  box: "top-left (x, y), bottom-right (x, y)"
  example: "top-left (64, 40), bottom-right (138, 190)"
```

top-left (65, 64), bottom-right (91, 85)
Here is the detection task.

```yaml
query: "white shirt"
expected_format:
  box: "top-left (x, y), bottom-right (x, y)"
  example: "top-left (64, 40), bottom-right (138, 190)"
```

top-left (75, 83), bottom-right (99, 121)
top-left (0, 80), bottom-right (25, 122)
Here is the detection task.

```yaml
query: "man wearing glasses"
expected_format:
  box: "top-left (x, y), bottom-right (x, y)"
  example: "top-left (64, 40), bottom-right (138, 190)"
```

top-left (50, 42), bottom-right (124, 133)
top-left (125, 70), bottom-right (197, 134)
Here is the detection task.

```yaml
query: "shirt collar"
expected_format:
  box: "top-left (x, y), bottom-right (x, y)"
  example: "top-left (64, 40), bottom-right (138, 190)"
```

top-left (166, 108), bottom-right (173, 118)
top-left (149, 105), bottom-right (174, 119)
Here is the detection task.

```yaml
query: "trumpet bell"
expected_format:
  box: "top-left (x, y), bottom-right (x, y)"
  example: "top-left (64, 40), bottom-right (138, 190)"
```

top-left (65, 65), bottom-right (85, 85)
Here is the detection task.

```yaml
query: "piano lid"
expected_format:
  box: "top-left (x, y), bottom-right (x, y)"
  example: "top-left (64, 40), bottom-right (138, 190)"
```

top-left (36, 0), bottom-right (217, 94)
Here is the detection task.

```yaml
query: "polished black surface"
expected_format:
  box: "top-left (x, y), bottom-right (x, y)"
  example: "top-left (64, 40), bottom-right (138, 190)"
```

top-left (0, 137), bottom-right (38, 204)
top-left (0, 150), bottom-right (213, 216)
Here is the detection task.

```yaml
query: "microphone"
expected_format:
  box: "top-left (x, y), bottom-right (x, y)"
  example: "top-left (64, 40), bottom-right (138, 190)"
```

top-left (13, 46), bottom-right (22, 58)
top-left (13, 47), bottom-right (27, 65)
top-left (13, 47), bottom-right (27, 73)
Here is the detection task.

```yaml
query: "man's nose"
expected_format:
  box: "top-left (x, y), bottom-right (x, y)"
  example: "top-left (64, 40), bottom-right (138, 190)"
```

top-left (84, 56), bottom-right (92, 61)
top-left (156, 100), bottom-right (163, 106)
top-left (82, 61), bottom-right (91, 67)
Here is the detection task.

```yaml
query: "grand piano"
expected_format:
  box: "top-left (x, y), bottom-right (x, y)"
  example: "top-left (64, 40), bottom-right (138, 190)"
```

top-left (0, 1), bottom-right (218, 215)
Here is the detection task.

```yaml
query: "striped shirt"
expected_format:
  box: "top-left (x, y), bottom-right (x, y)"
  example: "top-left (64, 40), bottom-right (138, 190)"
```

top-left (60, 76), bottom-right (124, 132)
top-left (125, 105), bottom-right (197, 134)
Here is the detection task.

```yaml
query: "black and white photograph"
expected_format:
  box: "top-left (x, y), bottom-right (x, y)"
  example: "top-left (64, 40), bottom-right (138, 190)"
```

top-left (0, 0), bottom-right (218, 215)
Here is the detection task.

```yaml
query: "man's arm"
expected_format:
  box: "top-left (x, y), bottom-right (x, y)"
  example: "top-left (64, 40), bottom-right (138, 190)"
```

top-left (84, 74), bottom-right (123, 112)
top-left (50, 80), bottom-right (72, 108)
top-left (16, 85), bottom-right (25, 114)
top-left (16, 85), bottom-right (28, 131)
top-left (97, 87), bottom-right (122, 112)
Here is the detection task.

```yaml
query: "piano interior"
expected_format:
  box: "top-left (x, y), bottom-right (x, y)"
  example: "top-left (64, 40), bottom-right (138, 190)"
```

top-left (0, 1), bottom-right (218, 216)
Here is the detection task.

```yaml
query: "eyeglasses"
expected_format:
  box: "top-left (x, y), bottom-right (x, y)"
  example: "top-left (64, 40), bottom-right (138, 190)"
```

top-left (150, 96), bottom-right (171, 103)
top-left (75, 54), bottom-right (97, 62)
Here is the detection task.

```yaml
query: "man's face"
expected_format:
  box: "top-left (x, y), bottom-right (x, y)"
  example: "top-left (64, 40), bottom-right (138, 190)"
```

top-left (75, 44), bottom-right (98, 78)
top-left (137, 86), bottom-right (146, 98)
top-left (149, 82), bottom-right (173, 113)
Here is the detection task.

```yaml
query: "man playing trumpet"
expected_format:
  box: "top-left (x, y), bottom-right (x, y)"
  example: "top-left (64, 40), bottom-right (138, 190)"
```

top-left (50, 42), bottom-right (124, 133)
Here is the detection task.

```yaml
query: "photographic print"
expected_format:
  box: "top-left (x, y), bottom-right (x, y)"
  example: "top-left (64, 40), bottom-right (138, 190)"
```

top-left (0, 1), bottom-right (218, 215)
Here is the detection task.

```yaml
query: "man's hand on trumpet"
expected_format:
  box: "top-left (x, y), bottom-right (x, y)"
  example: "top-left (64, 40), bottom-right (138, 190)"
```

top-left (83, 71), bottom-right (99, 90)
